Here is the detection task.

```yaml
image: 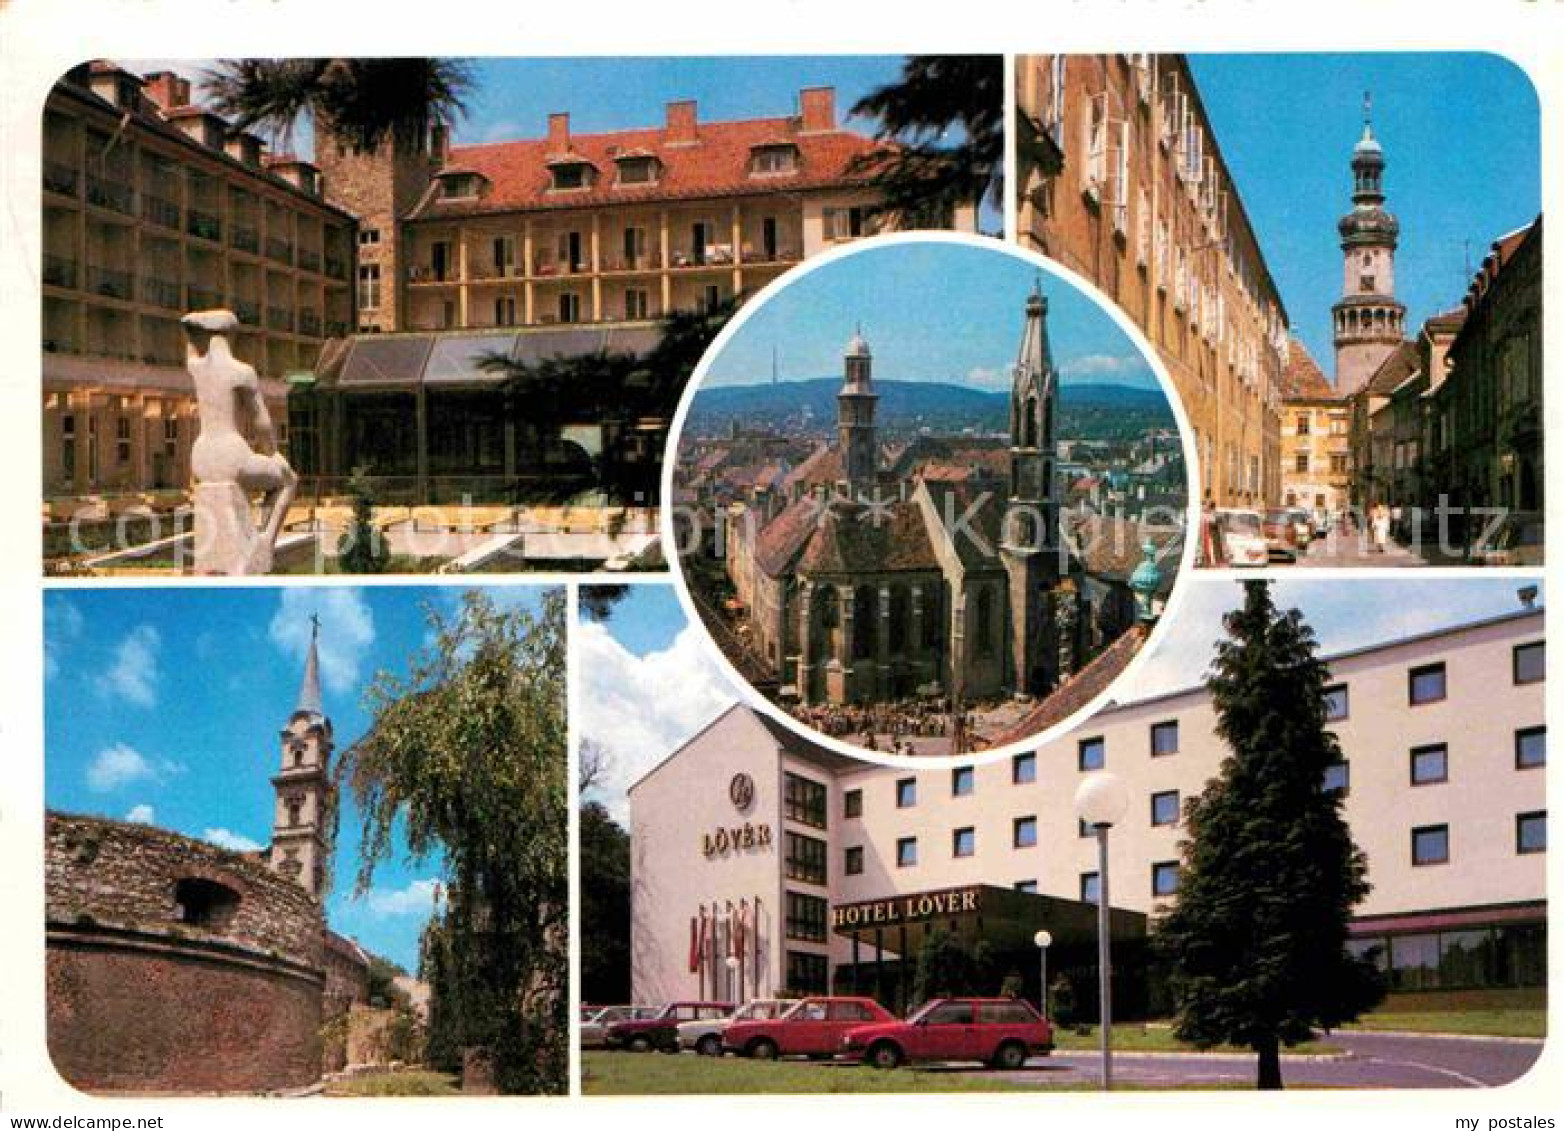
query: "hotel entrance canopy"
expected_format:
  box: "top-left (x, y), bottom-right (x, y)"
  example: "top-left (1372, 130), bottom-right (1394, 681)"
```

top-left (831, 883), bottom-right (1147, 954)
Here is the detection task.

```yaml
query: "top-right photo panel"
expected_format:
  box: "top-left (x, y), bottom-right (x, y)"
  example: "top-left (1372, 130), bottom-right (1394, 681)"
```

top-left (1015, 54), bottom-right (1540, 568)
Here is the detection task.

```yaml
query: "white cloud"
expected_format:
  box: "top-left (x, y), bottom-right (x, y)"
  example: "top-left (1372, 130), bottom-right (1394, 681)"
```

top-left (1060, 353), bottom-right (1152, 379)
top-left (577, 618), bottom-right (737, 824)
top-left (46, 597), bottom-right (85, 680)
top-left (269, 588), bottom-right (376, 697)
top-left (97, 624), bottom-right (161, 707)
top-left (202, 827), bottom-right (263, 853)
top-left (963, 365), bottom-right (1010, 391)
top-left (86, 743), bottom-right (183, 793)
top-left (366, 878), bottom-right (443, 917)
top-left (124, 804), bottom-right (156, 825)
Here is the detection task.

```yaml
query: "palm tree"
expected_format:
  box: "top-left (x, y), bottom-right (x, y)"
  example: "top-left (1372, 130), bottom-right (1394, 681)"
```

top-left (203, 58), bottom-right (473, 152)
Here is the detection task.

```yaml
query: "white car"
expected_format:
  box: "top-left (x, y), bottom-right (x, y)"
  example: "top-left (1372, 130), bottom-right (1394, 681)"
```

top-left (581, 1005), bottom-right (659, 1050)
top-left (1216, 509), bottom-right (1268, 567)
top-left (677, 998), bottom-right (789, 1056)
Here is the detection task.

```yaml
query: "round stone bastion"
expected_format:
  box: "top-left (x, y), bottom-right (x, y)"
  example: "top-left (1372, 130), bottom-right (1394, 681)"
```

top-left (45, 811), bottom-right (327, 1095)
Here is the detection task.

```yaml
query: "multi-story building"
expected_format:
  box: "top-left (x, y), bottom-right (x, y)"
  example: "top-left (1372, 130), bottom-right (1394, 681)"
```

top-left (630, 600), bottom-right (1546, 1010)
top-left (1278, 340), bottom-right (1352, 517)
top-left (1331, 102), bottom-right (1407, 398)
top-left (41, 63), bottom-right (356, 499)
top-left (1015, 54), bottom-right (1288, 509)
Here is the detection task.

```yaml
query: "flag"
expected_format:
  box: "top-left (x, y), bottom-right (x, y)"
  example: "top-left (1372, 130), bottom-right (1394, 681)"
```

top-left (688, 910), bottom-right (699, 973)
top-left (733, 899), bottom-right (748, 960)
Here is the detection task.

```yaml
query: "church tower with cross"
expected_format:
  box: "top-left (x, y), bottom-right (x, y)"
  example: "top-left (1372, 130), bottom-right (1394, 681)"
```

top-left (838, 326), bottom-right (879, 499)
top-left (1332, 92), bottom-right (1407, 396)
top-left (268, 616), bottom-right (335, 899)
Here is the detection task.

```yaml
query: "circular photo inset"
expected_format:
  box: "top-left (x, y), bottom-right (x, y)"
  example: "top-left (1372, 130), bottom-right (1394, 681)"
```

top-left (663, 234), bottom-right (1195, 764)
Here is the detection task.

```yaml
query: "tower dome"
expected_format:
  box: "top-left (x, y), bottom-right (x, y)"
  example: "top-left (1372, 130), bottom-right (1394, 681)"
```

top-left (845, 328), bottom-right (871, 359)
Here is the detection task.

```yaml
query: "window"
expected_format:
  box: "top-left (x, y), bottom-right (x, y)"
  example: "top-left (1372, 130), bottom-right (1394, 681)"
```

top-left (1151, 790), bottom-right (1179, 826)
top-left (1013, 816), bottom-right (1038, 849)
top-left (951, 766), bottom-right (974, 797)
top-left (1294, 451), bottom-right (1309, 474)
top-left (953, 827), bottom-right (975, 858)
top-left (491, 235), bottom-right (516, 273)
top-left (823, 205), bottom-right (870, 241)
top-left (1516, 811), bottom-right (1546, 855)
top-left (1515, 726), bottom-right (1546, 770)
top-left (785, 832), bottom-right (827, 885)
top-left (1323, 684), bottom-right (1349, 721)
top-left (786, 891), bottom-right (828, 941)
top-left (1012, 751), bottom-right (1036, 784)
top-left (623, 288), bottom-right (649, 320)
top-left (844, 846), bottom-right (864, 875)
top-left (439, 173), bottom-right (480, 198)
top-left (844, 789), bottom-right (863, 819)
top-left (615, 156), bottom-right (658, 185)
top-left (1078, 736), bottom-right (1105, 771)
top-left (557, 292), bottom-right (581, 323)
top-left (1409, 663), bottom-right (1446, 705)
top-left (1410, 744), bottom-right (1448, 786)
top-left (173, 877), bottom-right (241, 928)
top-left (896, 837), bottom-right (917, 868)
top-left (896, 778), bottom-right (916, 808)
top-left (1080, 872), bottom-right (1101, 903)
top-left (356, 264), bottom-right (381, 310)
top-left (784, 772), bottom-right (828, 829)
top-left (1014, 880), bottom-right (1038, 894)
top-left (1514, 642), bottom-right (1545, 685)
top-left (115, 417), bottom-right (131, 464)
top-left (494, 296), bottom-right (516, 327)
top-left (1152, 861), bottom-right (1180, 897)
top-left (923, 1001), bottom-right (975, 1026)
top-left (786, 951), bottom-right (828, 995)
top-left (1150, 721), bottom-right (1179, 756)
top-left (1323, 760), bottom-right (1350, 795)
top-left (549, 163), bottom-right (588, 191)
top-left (1295, 414), bottom-right (1311, 435)
top-left (750, 145), bottom-right (798, 175)
top-left (1412, 824), bottom-right (1449, 866)
top-left (357, 228), bottom-right (380, 246)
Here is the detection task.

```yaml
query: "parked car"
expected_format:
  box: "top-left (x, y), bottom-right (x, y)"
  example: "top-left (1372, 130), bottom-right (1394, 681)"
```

top-left (1196, 509), bottom-right (1230, 567)
top-left (1468, 510), bottom-right (1544, 567)
top-left (1286, 508), bottom-right (1314, 549)
top-left (725, 996), bottom-right (895, 1060)
top-left (581, 1005), bottom-right (659, 1050)
top-left (604, 1001), bottom-right (734, 1052)
top-left (1216, 509), bottom-right (1268, 567)
top-left (841, 997), bottom-right (1053, 1070)
top-left (678, 998), bottom-right (789, 1056)
top-left (1261, 508), bottom-right (1301, 561)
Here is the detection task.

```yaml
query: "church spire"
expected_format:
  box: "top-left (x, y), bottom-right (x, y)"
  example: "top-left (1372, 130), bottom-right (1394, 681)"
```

top-left (838, 326), bottom-right (878, 498)
top-left (270, 612), bottom-right (334, 900)
top-left (295, 614), bottom-right (323, 719)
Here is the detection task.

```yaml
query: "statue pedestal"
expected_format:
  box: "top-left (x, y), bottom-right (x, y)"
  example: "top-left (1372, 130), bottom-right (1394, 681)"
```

top-left (193, 481), bottom-right (272, 575)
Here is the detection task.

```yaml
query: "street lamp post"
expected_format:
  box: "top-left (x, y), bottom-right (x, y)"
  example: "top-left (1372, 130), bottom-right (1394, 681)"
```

top-left (1074, 772), bottom-right (1129, 1091)
top-left (1032, 930), bottom-right (1053, 1023)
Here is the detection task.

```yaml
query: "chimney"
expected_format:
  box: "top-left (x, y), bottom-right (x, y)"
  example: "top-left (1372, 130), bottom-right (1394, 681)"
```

top-left (665, 100), bottom-right (698, 146)
top-left (226, 131), bottom-right (263, 167)
top-left (547, 112), bottom-right (570, 152)
top-left (799, 87), bottom-right (836, 133)
top-left (143, 71), bottom-right (190, 111)
top-left (429, 122), bottom-right (450, 167)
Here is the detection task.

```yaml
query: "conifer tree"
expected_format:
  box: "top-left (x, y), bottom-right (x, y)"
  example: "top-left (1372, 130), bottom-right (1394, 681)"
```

top-left (1156, 580), bottom-right (1384, 1089)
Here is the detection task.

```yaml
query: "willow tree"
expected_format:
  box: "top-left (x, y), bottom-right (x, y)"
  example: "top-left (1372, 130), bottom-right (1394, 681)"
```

top-left (1155, 581), bottom-right (1383, 1089)
top-left (340, 589), bottom-right (567, 1094)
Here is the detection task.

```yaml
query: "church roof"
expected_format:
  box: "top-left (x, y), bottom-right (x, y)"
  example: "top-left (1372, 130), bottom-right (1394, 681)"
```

top-left (796, 499), bottom-right (939, 575)
top-left (1280, 339), bottom-right (1337, 401)
top-left (295, 621), bottom-right (324, 719)
top-left (918, 481), bottom-right (1005, 569)
top-left (1362, 340), bottom-right (1419, 398)
top-left (781, 443), bottom-right (844, 492)
top-left (754, 495), bottom-right (827, 578)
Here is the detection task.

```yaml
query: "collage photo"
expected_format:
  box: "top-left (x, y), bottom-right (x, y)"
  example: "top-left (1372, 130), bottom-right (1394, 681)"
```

top-left (6, 11), bottom-right (1555, 1124)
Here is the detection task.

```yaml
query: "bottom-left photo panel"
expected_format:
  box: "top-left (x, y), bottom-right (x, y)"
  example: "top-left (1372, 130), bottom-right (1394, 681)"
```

top-left (41, 584), bottom-right (568, 1098)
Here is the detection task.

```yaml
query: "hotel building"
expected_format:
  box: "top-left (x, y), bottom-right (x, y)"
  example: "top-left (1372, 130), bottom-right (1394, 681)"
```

top-left (1015, 55), bottom-right (1288, 510)
top-left (629, 601), bottom-right (1546, 1010)
top-left (41, 63), bottom-right (357, 499)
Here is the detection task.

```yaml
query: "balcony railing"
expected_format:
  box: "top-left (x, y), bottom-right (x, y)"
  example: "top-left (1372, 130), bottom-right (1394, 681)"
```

top-left (141, 194), bottom-right (181, 230)
top-left (230, 224), bottom-right (260, 253)
top-left (187, 285), bottom-right (223, 310)
top-left (600, 252), bottom-right (664, 272)
top-left (43, 160), bottom-right (79, 197)
top-left (187, 209), bottom-right (222, 242)
top-left (140, 275), bottom-right (183, 310)
top-left (297, 248), bottom-right (321, 273)
top-left (266, 306), bottom-right (295, 332)
top-left (299, 310), bottom-right (322, 336)
top-left (265, 237), bottom-right (293, 265)
top-left (85, 174), bottom-right (135, 216)
top-left (234, 298), bottom-right (262, 324)
top-left (408, 265), bottom-right (457, 283)
top-left (741, 246), bottom-right (802, 265)
top-left (86, 265), bottom-right (134, 300)
top-left (325, 255), bottom-right (347, 281)
top-left (42, 253), bottom-right (78, 289)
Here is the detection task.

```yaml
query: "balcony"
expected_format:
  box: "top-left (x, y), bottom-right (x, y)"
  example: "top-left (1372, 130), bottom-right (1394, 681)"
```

top-left (140, 275), bottom-right (183, 310)
top-left (408, 264), bottom-right (458, 284)
top-left (187, 285), bottom-right (223, 310)
top-left (231, 224), bottom-right (260, 254)
top-left (299, 310), bottom-right (322, 336)
top-left (85, 174), bottom-right (135, 216)
top-left (234, 297), bottom-right (262, 325)
top-left (265, 236), bottom-right (294, 265)
top-left (531, 256), bottom-right (594, 277)
top-left (42, 253), bottom-right (78, 289)
top-left (600, 251), bottom-right (664, 273)
top-left (86, 265), bottom-right (134, 300)
top-left (324, 255), bottom-right (347, 281)
top-left (266, 306), bottom-right (295, 332)
top-left (43, 160), bottom-right (79, 197)
top-left (187, 209), bottom-right (222, 242)
top-left (741, 246), bottom-right (802, 266)
top-left (670, 245), bottom-right (736, 269)
top-left (297, 247), bottom-right (321, 273)
top-left (141, 194), bottom-right (181, 231)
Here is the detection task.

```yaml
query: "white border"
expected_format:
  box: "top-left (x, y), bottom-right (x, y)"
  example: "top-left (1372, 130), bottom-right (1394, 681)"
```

top-left (658, 230), bottom-right (1202, 770)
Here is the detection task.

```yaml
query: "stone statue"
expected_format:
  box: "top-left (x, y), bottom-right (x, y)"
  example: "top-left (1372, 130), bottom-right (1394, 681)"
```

top-left (182, 310), bottom-right (298, 575)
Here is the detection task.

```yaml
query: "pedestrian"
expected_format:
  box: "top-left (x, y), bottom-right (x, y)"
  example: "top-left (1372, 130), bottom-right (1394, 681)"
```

top-left (1372, 503), bottom-right (1390, 555)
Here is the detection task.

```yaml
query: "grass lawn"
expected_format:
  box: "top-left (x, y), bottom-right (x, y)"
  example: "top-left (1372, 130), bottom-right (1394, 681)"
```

top-left (1051, 1026), bottom-right (1341, 1056)
top-left (324, 1069), bottom-right (462, 1097)
top-left (1343, 988), bottom-right (1546, 1040)
top-left (581, 1052), bottom-right (1247, 1095)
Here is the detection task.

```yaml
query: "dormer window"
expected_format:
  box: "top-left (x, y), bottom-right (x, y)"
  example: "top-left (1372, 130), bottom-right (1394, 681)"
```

top-left (547, 159), bottom-right (595, 192)
top-left (614, 155), bottom-right (660, 186)
top-left (438, 172), bottom-right (484, 200)
top-left (750, 143), bottom-right (800, 176)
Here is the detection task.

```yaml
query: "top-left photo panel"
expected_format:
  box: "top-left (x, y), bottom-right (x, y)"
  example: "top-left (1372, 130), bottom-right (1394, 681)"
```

top-left (40, 56), bottom-right (1002, 577)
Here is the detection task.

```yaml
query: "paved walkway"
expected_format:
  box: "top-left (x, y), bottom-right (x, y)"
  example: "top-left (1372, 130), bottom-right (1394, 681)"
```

top-left (1288, 528), bottom-right (1428, 567)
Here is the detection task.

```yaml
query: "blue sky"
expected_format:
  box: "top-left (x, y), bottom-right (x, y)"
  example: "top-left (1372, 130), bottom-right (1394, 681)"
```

top-left (1189, 53), bottom-right (1540, 379)
top-left (44, 584), bottom-right (555, 972)
top-left (701, 240), bottom-right (1160, 391)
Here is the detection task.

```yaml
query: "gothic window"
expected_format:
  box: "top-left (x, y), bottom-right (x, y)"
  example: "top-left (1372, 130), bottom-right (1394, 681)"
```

top-left (921, 582), bottom-right (943, 648)
top-left (975, 588), bottom-right (995, 657)
top-left (286, 796), bottom-right (304, 827)
top-left (173, 877), bottom-right (241, 929)
top-left (1023, 395), bottom-right (1039, 448)
top-left (853, 586), bottom-right (877, 660)
top-left (888, 586), bottom-right (910, 653)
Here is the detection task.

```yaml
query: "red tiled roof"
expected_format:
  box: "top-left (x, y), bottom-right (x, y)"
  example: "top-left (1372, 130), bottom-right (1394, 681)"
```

top-left (411, 117), bottom-right (884, 219)
top-left (1280, 339), bottom-right (1336, 401)
top-left (796, 499), bottom-right (939, 575)
top-left (988, 623), bottom-right (1149, 745)
top-left (754, 495), bottom-right (825, 578)
top-left (1362, 340), bottom-right (1419, 397)
top-left (782, 444), bottom-right (844, 492)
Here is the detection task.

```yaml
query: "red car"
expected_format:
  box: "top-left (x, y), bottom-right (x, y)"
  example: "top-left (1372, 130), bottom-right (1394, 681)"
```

top-left (604, 1001), bottom-right (734, 1052)
top-left (724, 996), bottom-right (895, 1060)
top-left (841, 997), bottom-right (1053, 1070)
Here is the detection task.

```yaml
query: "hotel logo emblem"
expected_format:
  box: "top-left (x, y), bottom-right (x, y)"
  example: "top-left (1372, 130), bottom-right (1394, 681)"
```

top-left (729, 772), bottom-right (755, 811)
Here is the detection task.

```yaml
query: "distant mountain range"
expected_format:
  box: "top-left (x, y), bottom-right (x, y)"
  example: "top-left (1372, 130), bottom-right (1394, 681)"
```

top-left (688, 377), bottom-right (1174, 438)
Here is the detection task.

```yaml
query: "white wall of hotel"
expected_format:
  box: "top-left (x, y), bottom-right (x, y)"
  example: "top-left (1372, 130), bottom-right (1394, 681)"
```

top-left (628, 606), bottom-right (1547, 1005)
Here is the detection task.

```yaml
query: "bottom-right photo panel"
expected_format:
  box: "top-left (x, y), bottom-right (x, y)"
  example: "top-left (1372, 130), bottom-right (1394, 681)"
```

top-left (576, 578), bottom-right (1545, 1093)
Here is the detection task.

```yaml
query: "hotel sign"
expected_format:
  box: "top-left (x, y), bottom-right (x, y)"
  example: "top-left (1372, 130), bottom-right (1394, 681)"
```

top-left (830, 886), bottom-right (982, 930)
top-left (702, 821), bottom-right (773, 858)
